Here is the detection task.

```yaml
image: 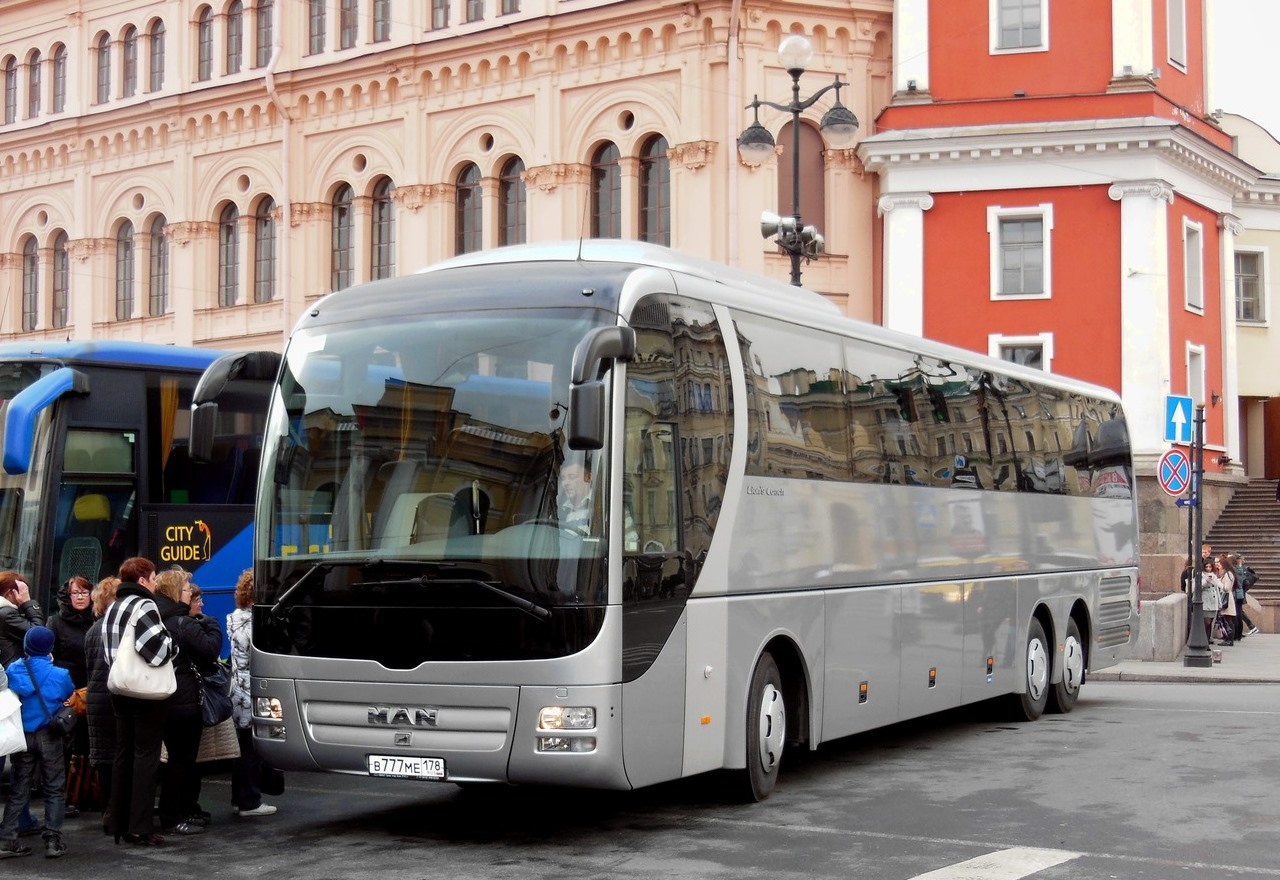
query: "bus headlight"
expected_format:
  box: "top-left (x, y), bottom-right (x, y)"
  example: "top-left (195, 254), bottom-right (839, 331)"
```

top-left (255, 696), bottom-right (284, 721)
top-left (537, 736), bottom-right (597, 753)
top-left (538, 706), bottom-right (595, 730)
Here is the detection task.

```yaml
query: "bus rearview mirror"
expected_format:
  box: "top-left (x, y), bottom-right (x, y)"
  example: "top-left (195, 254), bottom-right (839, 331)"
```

top-left (567, 381), bottom-right (605, 450)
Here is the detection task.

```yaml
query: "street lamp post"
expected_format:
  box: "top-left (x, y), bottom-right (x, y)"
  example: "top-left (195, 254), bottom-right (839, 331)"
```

top-left (737, 34), bottom-right (859, 287)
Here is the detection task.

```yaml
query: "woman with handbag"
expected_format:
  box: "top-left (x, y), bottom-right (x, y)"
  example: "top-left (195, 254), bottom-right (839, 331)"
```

top-left (47, 575), bottom-right (94, 817)
top-left (0, 626), bottom-right (74, 859)
top-left (102, 557), bottom-right (177, 847)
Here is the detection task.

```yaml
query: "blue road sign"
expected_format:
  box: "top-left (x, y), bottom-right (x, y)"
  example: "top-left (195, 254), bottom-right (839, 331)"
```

top-left (1165, 395), bottom-right (1194, 444)
top-left (1157, 448), bottom-right (1191, 496)
top-left (1175, 498), bottom-right (1198, 508)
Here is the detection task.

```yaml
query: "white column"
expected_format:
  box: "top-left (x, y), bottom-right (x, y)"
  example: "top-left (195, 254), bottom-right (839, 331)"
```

top-left (878, 192), bottom-right (933, 337)
top-left (1219, 213), bottom-right (1243, 468)
top-left (1108, 180), bottom-right (1173, 459)
top-left (894, 0), bottom-right (930, 93)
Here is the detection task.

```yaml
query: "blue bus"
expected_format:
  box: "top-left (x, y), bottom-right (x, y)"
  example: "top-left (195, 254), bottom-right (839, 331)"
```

top-left (0, 341), bottom-right (270, 635)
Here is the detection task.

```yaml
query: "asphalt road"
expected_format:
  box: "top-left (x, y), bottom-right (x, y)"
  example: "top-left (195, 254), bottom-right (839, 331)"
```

top-left (14, 680), bottom-right (1280, 879)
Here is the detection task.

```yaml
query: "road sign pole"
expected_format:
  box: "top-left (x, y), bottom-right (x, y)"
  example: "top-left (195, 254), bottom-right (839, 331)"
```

top-left (1183, 404), bottom-right (1212, 667)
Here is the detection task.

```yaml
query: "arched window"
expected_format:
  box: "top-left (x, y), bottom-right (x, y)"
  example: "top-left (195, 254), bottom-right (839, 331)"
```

top-left (590, 142), bottom-right (621, 239)
top-left (331, 184), bottom-right (353, 290)
top-left (122, 26), bottom-right (138, 97)
top-left (21, 237), bottom-right (38, 332)
top-left (455, 163), bottom-right (482, 255)
top-left (115, 221), bottom-right (135, 320)
top-left (51, 231), bottom-right (69, 329)
top-left (4, 57), bottom-right (17, 124)
top-left (777, 121), bottom-right (826, 238)
top-left (254, 197), bottom-right (276, 302)
top-left (371, 178), bottom-right (395, 280)
top-left (638, 135), bottom-right (671, 246)
top-left (149, 215), bottom-right (169, 315)
top-left (149, 21), bottom-right (166, 91)
top-left (227, 1), bottom-right (244, 74)
top-left (26, 51), bottom-right (40, 118)
top-left (197, 7), bottom-right (214, 81)
top-left (255, 0), bottom-right (274, 68)
top-left (498, 157), bottom-right (526, 247)
top-left (218, 204), bottom-right (239, 306)
top-left (52, 45), bottom-right (67, 112)
top-left (96, 33), bottom-right (111, 104)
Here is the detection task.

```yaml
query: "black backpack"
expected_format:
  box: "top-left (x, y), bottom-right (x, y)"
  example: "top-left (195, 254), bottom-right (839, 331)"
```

top-left (1240, 565), bottom-right (1259, 592)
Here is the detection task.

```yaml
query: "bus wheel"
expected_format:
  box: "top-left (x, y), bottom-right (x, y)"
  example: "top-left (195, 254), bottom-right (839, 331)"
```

top-left (1010, 618), bottom-right (1050, 722)
top-left (1049, 617), bottom-right (1085, 714)
top-left (741, 652), bottom-right (786, 802)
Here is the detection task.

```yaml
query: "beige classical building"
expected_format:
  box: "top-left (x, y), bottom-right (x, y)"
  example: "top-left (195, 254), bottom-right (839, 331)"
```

top-left (0, 1), bottom-right (892, 353)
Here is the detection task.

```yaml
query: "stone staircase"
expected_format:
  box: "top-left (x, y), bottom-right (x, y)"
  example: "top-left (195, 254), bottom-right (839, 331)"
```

top-left (1206, 479), bottom-right (1280, 631)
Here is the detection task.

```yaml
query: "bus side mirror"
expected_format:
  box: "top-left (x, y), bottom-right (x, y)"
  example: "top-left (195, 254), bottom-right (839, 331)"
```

top-left (191, 402), bottom-right (218, 463)
top-left (567, 326), bottom-right (635, 451)
top-left (568, 381), bottom-right (606, 450)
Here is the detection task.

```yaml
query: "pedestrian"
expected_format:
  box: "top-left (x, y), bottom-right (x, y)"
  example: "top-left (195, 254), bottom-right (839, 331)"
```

top-left (1213, 556), bottom-right (1239, 645)
top-left (83, 576), bottom-right (120, 835)
top-left (103, 557), bottom-right (176, 847)
top-left (153, 568), bottom-right (221, 836)
top-left (0, 626), bottom-right (74, 859)
top-left (47, 575), bottom-right (94, 817)
top-left (1231, 553), bottom-right (1261, 636)
top-left (227, 569), bottom-right (278, 818)
top-left (0, 572), bottom-right (46, 837)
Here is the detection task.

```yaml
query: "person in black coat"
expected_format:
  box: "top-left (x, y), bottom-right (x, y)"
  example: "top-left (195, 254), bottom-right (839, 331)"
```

top-left (46, 575), bottom-right (95, 817)
top-left (84, 577), bottom-right (120, 834)
top-left (0, 571), bottom-right (44, 667)
top-left (152, 569), bottom-right (221, 836)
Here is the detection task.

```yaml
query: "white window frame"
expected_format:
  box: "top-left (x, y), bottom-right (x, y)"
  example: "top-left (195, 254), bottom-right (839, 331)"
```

top-left (988, 203), bottom-right (1053, 300)
top-left (1167, 0), bottom-right (1187, 71)
top-left (988, 332), bottom-right (1054, 372)
top-left (1234, 247), bottom-right (1268, 325)
top-left (1183, 218), bottom-right (1204, 313)
top-left (1186, 343), bottom-right (1206, 407)
top-left (990, 0), bottom-right (1049, 55)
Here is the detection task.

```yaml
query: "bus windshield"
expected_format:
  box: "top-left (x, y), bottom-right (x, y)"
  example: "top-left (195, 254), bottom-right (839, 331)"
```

top-left (257, 306), bottom-right (617, 630)
top-left (0, 360), bottom-right (59, 575)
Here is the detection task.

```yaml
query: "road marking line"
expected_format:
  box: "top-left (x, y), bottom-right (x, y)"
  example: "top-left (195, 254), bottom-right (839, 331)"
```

top-left (906, 847), bottom-right (1079, 879)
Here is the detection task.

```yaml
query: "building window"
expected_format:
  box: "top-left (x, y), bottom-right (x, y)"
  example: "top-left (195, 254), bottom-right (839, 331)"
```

top-left (52, 45), bottom-right (66, 112)
top-left (255, 0), bottom-right (274, 68)
top-left (990, 333), bottom-right (1053, 371)
top-left (26, 51), bottom-right (40, 118)
top-left (455, 164), bottom-right (482, 256)
top-left (1168, 0), bottom-right (1186, 69)
top-left (498, 157), bottom-right (526, 246)
top-left (1235, 250), bottom-right (1264, 323)
top-left (373, 0), bottom-right (392, 41)
top-left (371, 178), bottom-right (395, 280)
top-left (122, 26), bottom-right (138, 97)
top-left (52, 232), bottom-right (69, 329)
top-left (988, 204), bottom-right (1053, 299)
top-left (502, 0), bottom-right (520, 13)
top-left (309, 0), bottom-right (326, 54)
top-left (149, 21), bottom-right (166, 91)
top-left (218, 204), bottom-right (240, 307)
top-left (116, 221), bottom-right (135, 320)
top-left (197, 7), bottom-right (214, 81)
top-left (331, 184), bottom-right (353, 290)
top-left (591, 142), bottom-right (621, 239)
top-left (1184, 220), bottom-right (1203, 312)
top-left (467, 0), bottom-right (484, 23)
top-left (992, 0), bottom-right (1045, 51)
top-left (21, 238), bottom-right (37, 332)
top-left (5, 57), bottom-right (17, 124)
top-left (149, 215), bottom-right (169, 316)
top-left (431, 0), bottom-right (449, 30)
top-left (340, 0), bottom-right (357, 48)
top-left (96, 34), bottom-right (111, 103)
top-left (638, 135), bottom-right (671, 246)
top-left (1186, 344), bottom-right (1205, 408)
top-left (227, 1), bottom-right (244, 74)
top-left (254, 197), bottom-right (276, 302)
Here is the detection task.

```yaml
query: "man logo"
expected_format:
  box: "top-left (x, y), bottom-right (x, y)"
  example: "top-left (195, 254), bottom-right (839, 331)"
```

top-left (368, 707), bottom-right (439, 727)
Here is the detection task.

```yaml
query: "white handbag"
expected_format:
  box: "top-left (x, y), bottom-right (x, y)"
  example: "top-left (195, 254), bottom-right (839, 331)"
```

top-left (107, 598), bottom-right (177, 700)
top-left (0, 688), bottom-right (25, 755)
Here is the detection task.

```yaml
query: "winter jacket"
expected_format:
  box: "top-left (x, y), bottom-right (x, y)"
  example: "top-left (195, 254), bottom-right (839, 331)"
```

top-left (83, 618), bottom-right (117, 767)
top-left (0, 594), bottom-right (45, 666)
top-left (4, 652), bottom-right (74, 733)
top-left (155, 592), bottom-right (223, 714)
top-left (47, 580), bottom-right (94, 688)
top-left (101, 582), bottom-right (177, 672)
top-left (227, 607), bottom-right (253, 728)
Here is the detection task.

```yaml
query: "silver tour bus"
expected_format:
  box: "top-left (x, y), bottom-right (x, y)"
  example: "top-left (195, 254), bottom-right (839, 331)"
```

top-left (243, 241), bottom-right (1138, 800)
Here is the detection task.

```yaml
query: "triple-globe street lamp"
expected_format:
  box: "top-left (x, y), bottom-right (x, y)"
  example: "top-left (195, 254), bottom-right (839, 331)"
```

top-left (737, 34), bottom-right (860, 287)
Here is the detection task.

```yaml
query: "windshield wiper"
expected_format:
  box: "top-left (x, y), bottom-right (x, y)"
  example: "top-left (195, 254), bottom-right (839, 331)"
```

top-left (269, 562), bottom-right (333, 621)
top-left (360, 575), bottom-right (552, 621)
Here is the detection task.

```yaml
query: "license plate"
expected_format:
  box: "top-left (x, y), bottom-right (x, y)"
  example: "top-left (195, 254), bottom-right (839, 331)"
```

top-left (367, 755), bottom-right (446, 780)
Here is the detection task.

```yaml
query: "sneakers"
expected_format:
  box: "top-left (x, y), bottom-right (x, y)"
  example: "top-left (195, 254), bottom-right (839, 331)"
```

top-left (45, 837), bottom-right (67, 859)
top-left (164, 821), bottom-right (205, 836)
top-left (237, 803), bottom-right (278, 817)
top-left (1248, 626), bottom-right (1260, 635)
top-left (0, 840), bottom-right (32, 858)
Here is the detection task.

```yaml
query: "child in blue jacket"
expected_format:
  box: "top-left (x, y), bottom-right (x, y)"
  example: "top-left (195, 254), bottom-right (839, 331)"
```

top-left (0, 626), bottom-right (73, 859)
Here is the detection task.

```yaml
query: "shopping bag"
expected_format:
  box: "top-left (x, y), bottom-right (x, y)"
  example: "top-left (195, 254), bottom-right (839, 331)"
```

top-left (66, 753), bottom-right (104, 810)
top-left (107, 599), bottom-right (177, 700)
top-left (0, 689), bottom-right (25, 755)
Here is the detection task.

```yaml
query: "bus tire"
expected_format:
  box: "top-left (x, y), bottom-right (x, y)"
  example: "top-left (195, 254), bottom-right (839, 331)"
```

top-left (738, 651), bottom-right (785, 802)
top-left (1048, 617), bottom-right (1085, 714)
top-left (1010, 617), bottom-right (1050, 722)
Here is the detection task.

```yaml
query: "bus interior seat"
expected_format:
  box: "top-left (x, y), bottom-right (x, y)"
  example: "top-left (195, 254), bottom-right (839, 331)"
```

top-left (91, 446), bottom-right (131, 473)
top-left (59, 536), bottom-right (103, 587)
top-left (375, 492), bottom-right (454, 548)
top-left (59, 492), bottom-right (112, 585)
top-left (65, 449), bottom-right (92, 472)
top-left (370, 459), bottom-right (425, 539)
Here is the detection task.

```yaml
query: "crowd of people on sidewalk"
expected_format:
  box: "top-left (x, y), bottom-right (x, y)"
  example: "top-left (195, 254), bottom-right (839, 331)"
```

top-left (1181, 542), bottom-right (1262, 646)
top-left (0, 560), bottom-right (280, 859)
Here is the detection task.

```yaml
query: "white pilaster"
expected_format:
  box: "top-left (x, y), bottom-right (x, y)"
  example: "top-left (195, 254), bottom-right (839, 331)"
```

top-left (1220, 213), bottom-right (1243, 466)
top-left (878, 192), bottom-right (932, 337)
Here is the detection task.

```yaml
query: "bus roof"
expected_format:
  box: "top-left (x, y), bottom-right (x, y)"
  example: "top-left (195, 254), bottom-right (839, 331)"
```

top-left (0, 341), bottom-right (227, 372)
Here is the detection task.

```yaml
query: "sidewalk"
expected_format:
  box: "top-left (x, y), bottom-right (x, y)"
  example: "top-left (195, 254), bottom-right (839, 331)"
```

top-left (1091, 633), bottom-right (1280, 683)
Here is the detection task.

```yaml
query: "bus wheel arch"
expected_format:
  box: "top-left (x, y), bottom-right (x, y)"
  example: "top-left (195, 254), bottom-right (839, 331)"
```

top-left (736, 637), bottom-right (809, 802)
top-left (1048, 605), bottom-right (1089, 714)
